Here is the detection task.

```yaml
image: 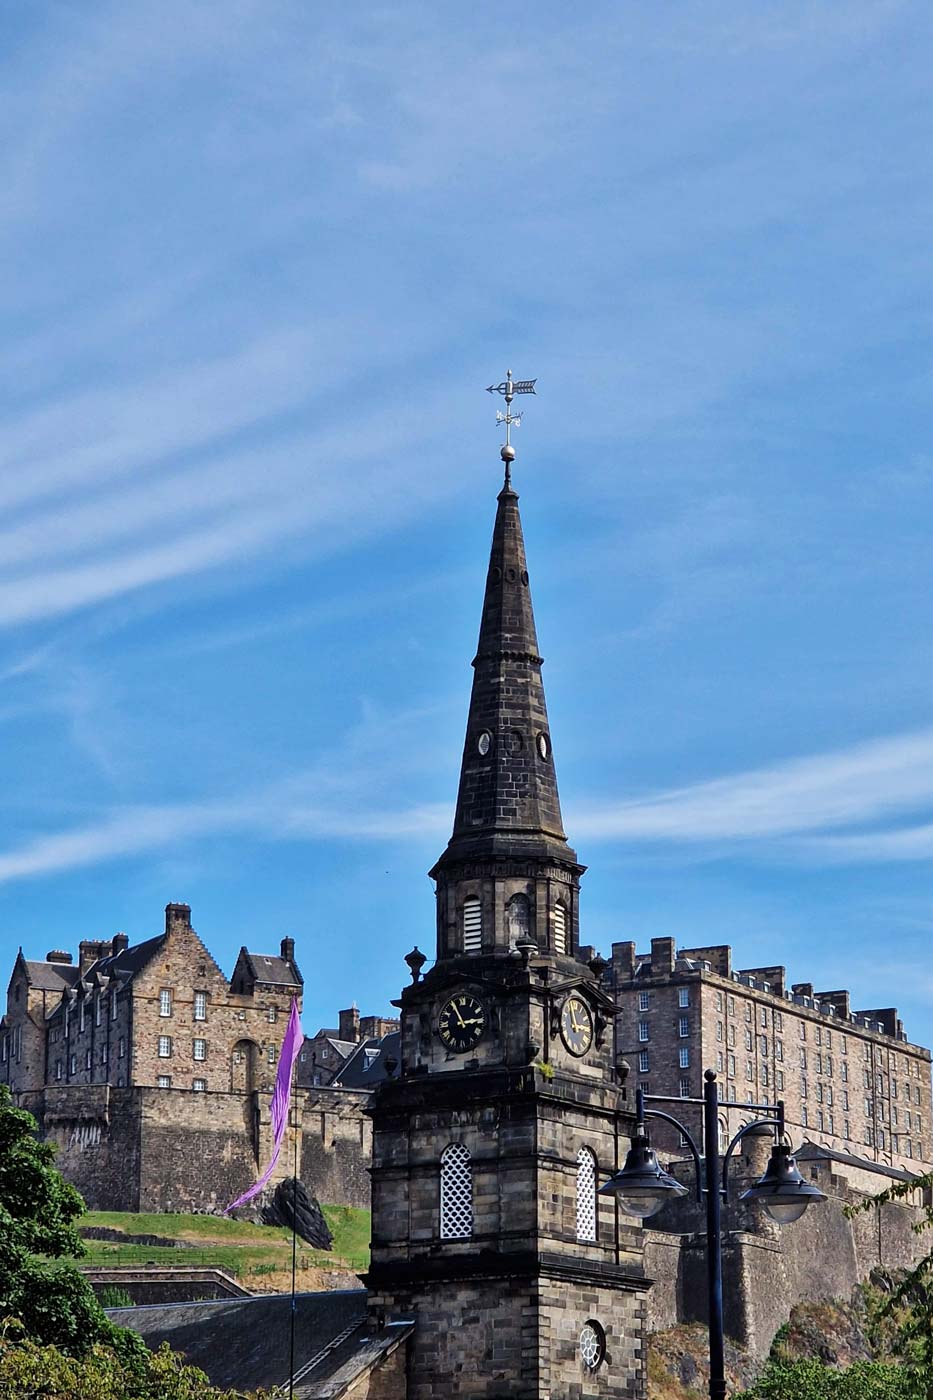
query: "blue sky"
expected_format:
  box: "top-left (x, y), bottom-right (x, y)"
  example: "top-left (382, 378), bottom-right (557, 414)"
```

top-left (2, 2), bottom-right (933, 1049)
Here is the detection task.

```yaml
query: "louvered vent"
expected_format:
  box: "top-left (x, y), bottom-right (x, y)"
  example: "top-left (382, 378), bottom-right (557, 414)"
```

top-left (462, 898), bottom-right (482, 954)
top-left (440, 1143), bottom-right (473, 1239)
top-left (553, 904), bottom-right (567, 955)
top-left (576, 1147), bottom-right (597, 1242)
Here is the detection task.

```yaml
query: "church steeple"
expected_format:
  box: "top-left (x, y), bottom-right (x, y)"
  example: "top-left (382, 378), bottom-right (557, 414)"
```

top-left (439, 474), bottom-right (575, 864)
top-left (431, 379), bottom-right (584, 961)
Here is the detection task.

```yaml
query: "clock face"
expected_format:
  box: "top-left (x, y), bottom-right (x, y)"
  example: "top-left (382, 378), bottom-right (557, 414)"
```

top-left (560, 995), bottom-right (594, 1057)
top-left (438, 993), bottom-right (487, 1054)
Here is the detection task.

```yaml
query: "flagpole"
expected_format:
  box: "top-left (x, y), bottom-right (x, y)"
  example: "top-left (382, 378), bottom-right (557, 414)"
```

top-left (289, 1018), bottom-right (299, 1400)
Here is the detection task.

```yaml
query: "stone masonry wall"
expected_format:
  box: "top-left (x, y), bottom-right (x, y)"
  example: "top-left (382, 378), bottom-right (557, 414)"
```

top-left (29, 1081), bottom-right (372, 1213)
top-left (344, 1340), bottom-right (409, 1400)
top-left (299, 1087), bottom-right (372, 1210)
top-left (38, 1085), bottom-right (142, 1212)
top-left (643, 1158), bottom-right (930, 1361)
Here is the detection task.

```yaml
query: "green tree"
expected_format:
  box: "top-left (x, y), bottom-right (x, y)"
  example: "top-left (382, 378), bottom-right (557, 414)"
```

top-left (0, 1085), bottom-right (144, 1362)
top-left (0, 1320), bottom-right (277, 1399)
top-left (737, 1356), bottom-right (912, 1400)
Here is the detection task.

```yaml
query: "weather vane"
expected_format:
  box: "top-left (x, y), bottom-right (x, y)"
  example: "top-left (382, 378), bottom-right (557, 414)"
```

top-left (486, 369), bottom-right (537, 485)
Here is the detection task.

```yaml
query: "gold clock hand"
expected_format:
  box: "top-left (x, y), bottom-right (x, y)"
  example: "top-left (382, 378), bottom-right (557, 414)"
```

top-left (452, 1004), bottom-right (466, 1028)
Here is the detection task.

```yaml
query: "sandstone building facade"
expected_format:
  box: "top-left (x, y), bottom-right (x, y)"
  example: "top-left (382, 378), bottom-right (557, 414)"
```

top-left (0, 907), bottom-right (378, 1213)
top-left (609, 938), bottom-right (932, 1172)
top-left (1, 902), bottom-right (302, 1098)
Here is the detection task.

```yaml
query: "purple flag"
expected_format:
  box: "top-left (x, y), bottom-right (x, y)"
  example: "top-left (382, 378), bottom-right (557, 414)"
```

top-left (224, 997), bottom-right (303, 1214)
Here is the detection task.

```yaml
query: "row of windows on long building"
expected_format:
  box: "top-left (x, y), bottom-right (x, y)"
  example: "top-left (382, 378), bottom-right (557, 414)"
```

top-left (438, 1143), bottom-right (598, 1242)
top-left (36, 988), bottom-right (281, 1043)
top-left (48, 1035), bottom-right (278, 1082)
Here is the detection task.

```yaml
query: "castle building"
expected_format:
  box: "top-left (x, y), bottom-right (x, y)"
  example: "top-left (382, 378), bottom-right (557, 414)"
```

top-left (609, 939), bottom-right (932, 1172)
top-left (365, 452), bottom-right (647, 1397)
top-left (1, 902), bottom-right (302, 1098)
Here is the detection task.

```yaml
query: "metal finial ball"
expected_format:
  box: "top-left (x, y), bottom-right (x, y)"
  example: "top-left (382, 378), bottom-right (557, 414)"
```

top-left (501, 443), bottom-right (516, 463)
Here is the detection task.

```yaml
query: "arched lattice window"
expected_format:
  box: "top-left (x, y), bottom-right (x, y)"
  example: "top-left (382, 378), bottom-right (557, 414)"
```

top-left (440, 1143), bottom-right (473, 1239)
top-left (576, 1146), bottom-right (597, 1241)
top-left (553, 903), bottom-right (567, 955)
top-left (506, 894), bottom-right (531, 946)
top-left (462, 898), bottom-right (482, 954)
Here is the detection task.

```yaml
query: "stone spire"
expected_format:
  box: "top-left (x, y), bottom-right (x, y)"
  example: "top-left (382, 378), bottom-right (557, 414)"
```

top-left (433, 473), bottom-right (578, 870)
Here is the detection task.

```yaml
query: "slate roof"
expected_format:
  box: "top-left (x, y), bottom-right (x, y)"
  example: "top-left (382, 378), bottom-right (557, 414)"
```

top-left (44, 934), bottom-right (169, 1021)
top-left (796, 1140), bottom-right (922, 1183)
top-left (332, 1031), bottom-right (400, 1090)
top-left (107, 1289), bottom-right (410, 1398)
top-left (21, 959), bottom-right (80, 993)
top-left (93, 934), bottom-right (167, 981)
top-left (241, 948), bottom-right (303, 986)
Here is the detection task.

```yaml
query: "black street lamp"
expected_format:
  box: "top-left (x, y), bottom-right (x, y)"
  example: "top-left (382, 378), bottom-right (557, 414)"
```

top-left (599, 1069), bottom-right (826, 1400)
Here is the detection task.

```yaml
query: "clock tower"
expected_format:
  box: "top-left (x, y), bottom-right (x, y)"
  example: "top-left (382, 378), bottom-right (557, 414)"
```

top-left (366, 426), bottom-right (648, 1398)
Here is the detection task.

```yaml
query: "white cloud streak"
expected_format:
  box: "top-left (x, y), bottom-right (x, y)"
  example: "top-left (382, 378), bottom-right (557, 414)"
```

top-left (5, 725), bottom-right (933, 886)
top-left (569, 728), bottom-right (933, 843)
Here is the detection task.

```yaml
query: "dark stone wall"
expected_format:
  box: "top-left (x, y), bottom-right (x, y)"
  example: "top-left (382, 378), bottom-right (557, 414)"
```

top-left (38, 1085), bottom-right (142, 1212)
top-left (644, 1160), bottom-right (929, 1360)
top-left (26, 1083), bottom-right (373, 1214)
top-left (138, 1090), bottom-right (261, 1213)
top-left (299, 1088), bottom-right (373, 1210)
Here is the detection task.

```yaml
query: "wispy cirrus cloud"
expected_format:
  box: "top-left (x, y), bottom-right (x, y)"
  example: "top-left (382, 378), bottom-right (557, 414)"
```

top-left (5, 724), bottom-right (933, 886)
top-left (569, 727), bottom-right (933, 845)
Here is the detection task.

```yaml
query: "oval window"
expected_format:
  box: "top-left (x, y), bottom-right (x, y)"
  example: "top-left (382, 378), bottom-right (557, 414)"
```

top-left (537, 732), bottom-right (550, 760)
top-left (477, 731), bottom-right (492, 756)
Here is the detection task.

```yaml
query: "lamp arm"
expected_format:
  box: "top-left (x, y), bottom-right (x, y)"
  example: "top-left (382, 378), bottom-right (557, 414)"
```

top-left (643, 1107), bottom-right (703, 1205)
top-left (720, 1115), bottom-right (783, 1198)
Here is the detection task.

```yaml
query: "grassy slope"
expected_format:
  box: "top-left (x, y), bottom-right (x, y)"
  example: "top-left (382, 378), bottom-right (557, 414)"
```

top-left (76, 1206), bottom-right (371, 1284)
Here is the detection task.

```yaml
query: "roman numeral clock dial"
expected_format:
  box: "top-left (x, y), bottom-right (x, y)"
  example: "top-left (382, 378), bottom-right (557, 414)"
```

top-left (437, 993), bottom-right (487, 1053)
top-left (559, 995), bottom-right (594, 1057)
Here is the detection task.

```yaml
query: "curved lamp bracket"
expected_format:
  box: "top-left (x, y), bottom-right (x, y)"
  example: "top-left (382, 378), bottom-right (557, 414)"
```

top-left (720, 1114), bottom-right (784, 1197)
top-left (642, 1107), bottom-right (703, 1204)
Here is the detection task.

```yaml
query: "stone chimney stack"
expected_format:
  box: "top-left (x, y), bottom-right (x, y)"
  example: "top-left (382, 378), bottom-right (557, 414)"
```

top-left (281, 936), bottom-right (295, 963)
top-left (79, 939), bottom-right (109, 974)
top-left (611, 941), bottom-right (637, 978)
top-left (650, 937), bottom-right (676, 975)
top-left (165, 903), bottom-right (191, 934)
top-left (46, 950), bottom-right (73, 965)
top-left (339, 1005), bottom-right (361, 1043)
top-left (112, 932), bottom-right (129, 955)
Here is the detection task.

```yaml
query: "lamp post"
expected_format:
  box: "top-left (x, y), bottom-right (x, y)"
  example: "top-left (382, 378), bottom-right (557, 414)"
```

top-left (599, 1069), bottom-right (826, 1400)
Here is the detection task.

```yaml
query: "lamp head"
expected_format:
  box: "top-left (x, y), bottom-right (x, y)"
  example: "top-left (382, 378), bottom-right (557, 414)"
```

top-left (598, 1133), bottom-right (690, 1220)
top-left (739, 1143), bottom-right (827, 1224)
